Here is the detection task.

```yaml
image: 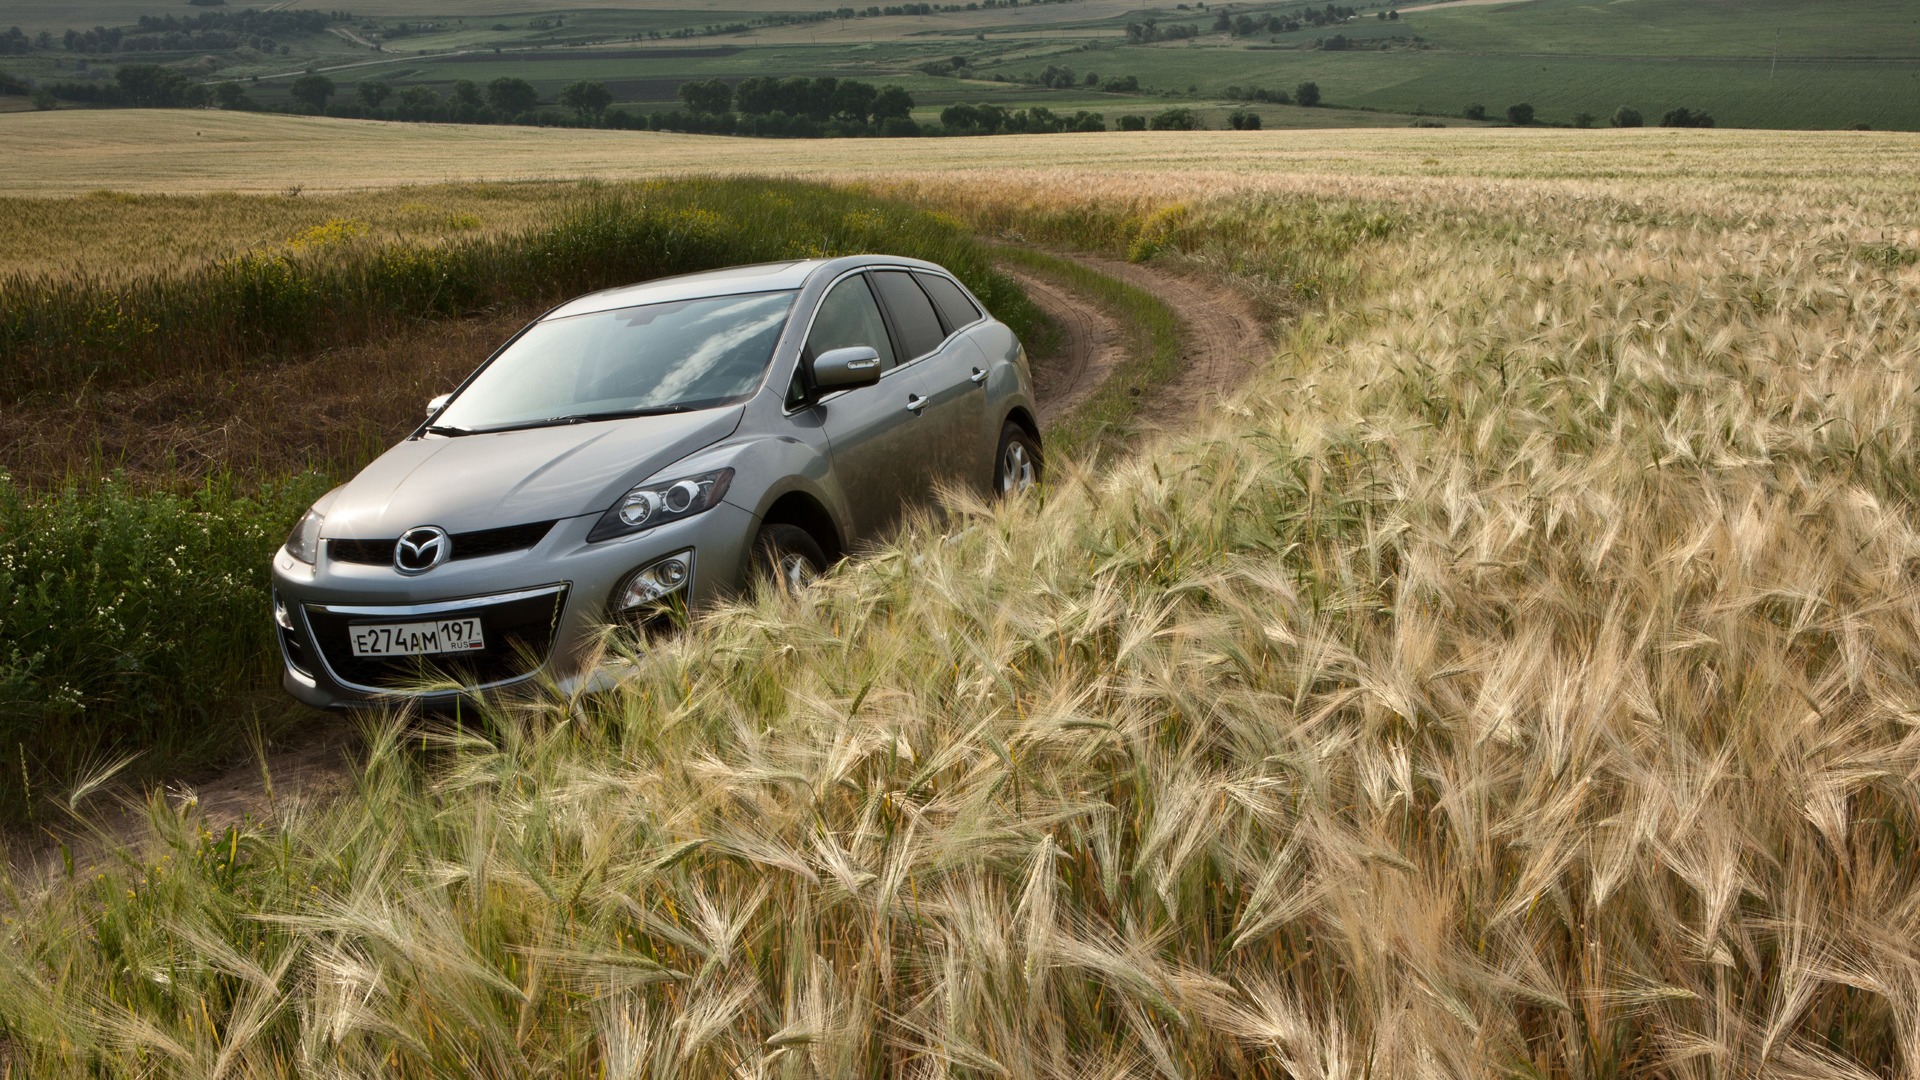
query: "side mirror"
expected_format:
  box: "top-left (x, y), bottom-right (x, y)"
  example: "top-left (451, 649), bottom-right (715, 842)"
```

top-left (811, 346), bottom-right (882, 391)
top-left (426, 393), bottom-right (451, 419)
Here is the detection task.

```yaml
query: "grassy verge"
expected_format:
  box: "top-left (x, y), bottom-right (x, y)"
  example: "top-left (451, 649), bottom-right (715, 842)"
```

top-left (991, 245), bottom-right (1184, 459)
top-left (0, 177), bottom-right (1042, 403)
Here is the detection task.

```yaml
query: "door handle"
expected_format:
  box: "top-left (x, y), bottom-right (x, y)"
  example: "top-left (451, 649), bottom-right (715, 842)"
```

top-left (969, 367), bottom-right (989, 385)
top-left (906, 394), bottom-right (928, 413)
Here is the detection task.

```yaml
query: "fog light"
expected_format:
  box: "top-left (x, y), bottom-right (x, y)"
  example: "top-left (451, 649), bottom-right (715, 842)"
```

top-left (273, 592), bottom-right (295, 631)
top-left (612, 550), bottom-right (694, 612)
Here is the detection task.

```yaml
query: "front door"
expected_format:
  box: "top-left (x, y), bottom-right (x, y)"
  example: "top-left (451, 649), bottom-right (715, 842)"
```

top-left (804, 272), bottom-right (936, 543)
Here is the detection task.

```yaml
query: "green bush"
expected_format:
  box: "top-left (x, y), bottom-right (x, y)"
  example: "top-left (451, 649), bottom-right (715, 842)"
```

top-left (0, 471), bottom-right (330, 820)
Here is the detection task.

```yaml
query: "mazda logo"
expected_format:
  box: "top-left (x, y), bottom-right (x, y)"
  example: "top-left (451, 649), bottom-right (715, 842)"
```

top-left (394, 526), bottom-right (450, 575)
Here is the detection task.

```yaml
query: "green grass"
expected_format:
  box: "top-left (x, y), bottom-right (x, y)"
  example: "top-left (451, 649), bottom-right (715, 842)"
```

top-left (1013, 42), bottom-right (1920, 128)
top-left (0, 472), bottom-right (330, 825)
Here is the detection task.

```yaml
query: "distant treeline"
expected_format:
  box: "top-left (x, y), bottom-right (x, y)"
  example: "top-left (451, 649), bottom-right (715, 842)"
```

top-left (1212, 3), bottom-right (1357, 35)
top-left (3, 10), bottom-right (341, 56)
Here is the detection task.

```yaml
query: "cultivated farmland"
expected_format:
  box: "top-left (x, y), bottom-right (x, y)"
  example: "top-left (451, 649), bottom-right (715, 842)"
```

top-left (4, 117), bottom-right (1920, 1075)
top-left (3, 0), bottom-right (1918, 129)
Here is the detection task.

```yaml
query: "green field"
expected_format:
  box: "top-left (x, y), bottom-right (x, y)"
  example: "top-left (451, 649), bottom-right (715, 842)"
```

top-left (3, 0), bottom-right (1918, 134)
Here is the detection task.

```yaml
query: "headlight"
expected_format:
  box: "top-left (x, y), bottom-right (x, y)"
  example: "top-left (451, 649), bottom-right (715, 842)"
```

top-left (610, 550), bottom-right (695, 613)
top-left (284, 507), bottom-right (325, 565)
top-left (588, 468), bottom-right (733, 543)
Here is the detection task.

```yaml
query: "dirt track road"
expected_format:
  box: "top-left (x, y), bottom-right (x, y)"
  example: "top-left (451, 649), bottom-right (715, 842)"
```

top-left (8, 251), bottom-right (1270, 872)
top-left (1008, 254), bottom-right (1267, 431)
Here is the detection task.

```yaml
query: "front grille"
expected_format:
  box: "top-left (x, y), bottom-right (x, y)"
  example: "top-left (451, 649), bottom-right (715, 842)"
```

top-left (302, 584), bottom-right (570, 693)
top-left (329, 521), bottom-right (555, 567)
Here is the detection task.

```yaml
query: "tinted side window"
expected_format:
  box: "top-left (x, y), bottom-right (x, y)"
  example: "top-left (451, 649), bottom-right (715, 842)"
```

top-left (871, 270), bottom-right (946, 361)
top-left (915, 272), bottom-right (983, 331)
top-left (807, 274), bottom-right (897, 371)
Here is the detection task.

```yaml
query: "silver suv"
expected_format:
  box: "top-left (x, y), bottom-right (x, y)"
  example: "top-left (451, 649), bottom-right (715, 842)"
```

top-left (271, 255), bottom-right (1041, 708)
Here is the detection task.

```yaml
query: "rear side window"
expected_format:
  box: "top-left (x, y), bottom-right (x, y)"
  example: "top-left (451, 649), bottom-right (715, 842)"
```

top-left (807, 274), bottom-right (898, 371)
top-left (871, 270), bottom-right (946, 361)
top-left (915, 272), bottom-right (983, 330)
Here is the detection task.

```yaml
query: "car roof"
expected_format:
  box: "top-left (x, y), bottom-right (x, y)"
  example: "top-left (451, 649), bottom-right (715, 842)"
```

top-left (541, 255), bottom-right (950, 320)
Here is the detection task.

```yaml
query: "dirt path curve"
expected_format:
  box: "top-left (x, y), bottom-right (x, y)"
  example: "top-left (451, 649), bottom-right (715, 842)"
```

top-left (7, 252), bottom-right (1268, 878)
top-left (1004, 253), bottom-right (1268, 433)
top-left (1078, 254), bottom-right (1268, 430)
top-left (1002, 267), bottom-right (1128, 426)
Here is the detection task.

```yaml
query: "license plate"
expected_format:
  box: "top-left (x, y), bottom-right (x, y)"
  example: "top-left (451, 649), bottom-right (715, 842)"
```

top-left (350, 618), bottom-right (486, 657)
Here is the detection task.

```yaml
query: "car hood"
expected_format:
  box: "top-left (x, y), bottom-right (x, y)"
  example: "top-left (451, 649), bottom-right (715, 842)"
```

top-left (322, 406), bottom-right (745, 538)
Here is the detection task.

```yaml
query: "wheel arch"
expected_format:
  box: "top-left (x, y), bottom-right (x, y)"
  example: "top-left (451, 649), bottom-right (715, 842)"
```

top-left (758, 489), bottom-right (845, 564)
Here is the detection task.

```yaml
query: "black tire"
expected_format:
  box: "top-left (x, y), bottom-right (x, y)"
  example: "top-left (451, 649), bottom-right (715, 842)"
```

top-left (993, 421), bottom-right (1042, 496)
top-left (750, 522), bottom-right (828, 596)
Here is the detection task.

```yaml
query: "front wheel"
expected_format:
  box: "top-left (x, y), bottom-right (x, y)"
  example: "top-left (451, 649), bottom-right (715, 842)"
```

top-left (993, 421), bottom-right (1042, 496)
top-left (749, 522), bottom-right (827, 597)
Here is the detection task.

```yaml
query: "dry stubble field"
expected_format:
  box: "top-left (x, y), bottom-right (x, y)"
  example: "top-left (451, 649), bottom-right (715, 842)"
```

top-left (4, 113), bottom-right (1920, 1076)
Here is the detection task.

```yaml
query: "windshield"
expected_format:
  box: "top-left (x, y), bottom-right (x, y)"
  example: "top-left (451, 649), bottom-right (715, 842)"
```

top-left (432, 290), bottom-right (796, 434)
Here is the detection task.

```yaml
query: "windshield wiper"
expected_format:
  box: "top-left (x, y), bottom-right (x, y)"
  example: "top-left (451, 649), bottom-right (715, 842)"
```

top-left (519, 405), bottom-right (697, 429)
top-left (429, 405), bottom-right (703, 437)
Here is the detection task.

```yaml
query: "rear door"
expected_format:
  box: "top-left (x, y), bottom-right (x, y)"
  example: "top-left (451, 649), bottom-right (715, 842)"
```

top-left (801, 271), bottom-right (936, 542)
top-left (869, 269), bottom-right (991, 494)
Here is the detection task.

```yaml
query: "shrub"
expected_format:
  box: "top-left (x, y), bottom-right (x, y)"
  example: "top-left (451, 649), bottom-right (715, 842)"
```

top-left (287, 73), bottom-right (333, 113)
top-left (1660, 106), bottom-right (1715, 128)
top-left (1227, 109), bottom-right (1261, 130)
top-left (1611, 105), bottom-right (1643, 128)
top-left (1463, 102), bottom-right (1486, 120)
top-left (1572, 111), bottom-right (1595, 129)
top-left (1148, 107), bottom-right (1201, 130)
top-left (1506, 102), bottom-right (1534, 125)
top-left (1295, 80), bottom-right (1320, 107)
top-left (1118, 113), bottom-right (1146, 130)
top-left (0, 471), bottom-right (330, 821)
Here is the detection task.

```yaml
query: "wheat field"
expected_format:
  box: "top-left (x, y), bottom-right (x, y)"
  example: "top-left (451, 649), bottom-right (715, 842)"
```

top-left (5, 123), bottom-right (1920, 1075)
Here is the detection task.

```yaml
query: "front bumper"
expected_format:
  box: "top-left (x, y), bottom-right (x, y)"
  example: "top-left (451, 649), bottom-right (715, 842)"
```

top-left (271, 502), bottom-right (757, 709)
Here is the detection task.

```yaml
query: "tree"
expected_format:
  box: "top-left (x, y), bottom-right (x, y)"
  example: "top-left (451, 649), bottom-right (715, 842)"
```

top-left (356, 79), bottom-right (391, 108)
top-left (398, 85), bottom-right (439, 114)
top-left (559, 80), bottom-right (612, 120)
top-left (869, 85), bottom-right (914, 123)
top-left (212, 80), bottom-right (252, 109)
top-left (1227, 108), bottom-right (1261, 130)
top-left (678, 78), bottom-right (732, 114)
top-left (830, 79), bottom-right (876, 122)
top-left (1506, 102), bottom-right (1533, 125)
top-left (289, 73), bottom-right (335, 113)
top-left (1294, 80), bottom-right (1320, 107)
top-left (486, 76), bottom-right (538, 116)
top-left (1571, 111), bottom-right (1594, 129)
top-left (450, 80), bottom-right (483, 109)
top-left (116, 64), bottom-right (191, 107)
top-left (1463, 102), bottom-right (1485, 120)
top-left (1611, 106), bottom-right (1643, 128)
top-left (1149, 106), bottom-right (1200, 130)
top-left (30, 87), bottom-right (54, 110)
top-left (1660, 106), bottom-right (1714, 128)
top-left (1118, 113), bottom-right (1146, 130)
